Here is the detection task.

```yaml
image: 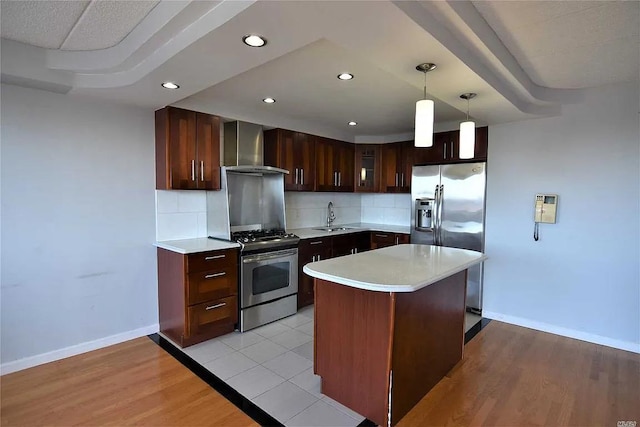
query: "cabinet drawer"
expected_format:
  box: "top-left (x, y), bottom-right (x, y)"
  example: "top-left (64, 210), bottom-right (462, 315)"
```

top-left (371, 232), bottom-right (395, 248)
top-left (187, 296), bottom-right (238, 337)
top-left (187, 249), bottom-right (237, 273)
top-left (187, 266), bottom-right (238, 305)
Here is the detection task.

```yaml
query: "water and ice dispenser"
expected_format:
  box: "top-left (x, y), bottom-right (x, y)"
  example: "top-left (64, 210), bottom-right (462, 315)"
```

top-left (415, 198), bottom-right (434, 231)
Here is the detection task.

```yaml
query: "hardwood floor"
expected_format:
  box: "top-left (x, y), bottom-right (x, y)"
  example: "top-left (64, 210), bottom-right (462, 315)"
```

top-left (1, 322), bottom-right (638, 427)
top-left (398, 321), bottom-right (640, 427)
top-left (0, 337), bottom-right (257, 427)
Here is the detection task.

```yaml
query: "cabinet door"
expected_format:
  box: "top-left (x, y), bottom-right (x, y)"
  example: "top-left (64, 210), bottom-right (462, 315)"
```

top-left (296, 132), bottom-right (316, 192)
top-left (355, 145), bottom-right (379, 192)
top-left (395, 233), bottom-right (410, 245)
top-left (399, 141), bottom-right (413, 193)
top-left (168, 108), bottom-right (198, 189)
top-left (472, 127), bottom-right (488, 161)
top-left (265, 129), bottom-right (297, 190)
top-left (335, 140), bottom-right (355, 192)
top-left (195, 113), bottom-right (220, 190)
top-left (380, 144), bottom-right (401, 193)
top-left (298, 238), bottom-right (332, 308)
top-left (370, 231), bottom-right (396, 249)
top-left (315, 137), bottom-right (336, 191)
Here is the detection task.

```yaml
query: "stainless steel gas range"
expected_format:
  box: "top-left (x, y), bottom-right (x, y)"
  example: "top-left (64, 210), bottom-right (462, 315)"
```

top-left (230, 228), bottom-right (300, 332)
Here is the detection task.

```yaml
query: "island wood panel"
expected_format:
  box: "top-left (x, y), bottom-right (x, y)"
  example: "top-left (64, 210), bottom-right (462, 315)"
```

top-left (314, 279), bottom-right (394, 426)
top-left (390, 270), bottom-right (467, 425)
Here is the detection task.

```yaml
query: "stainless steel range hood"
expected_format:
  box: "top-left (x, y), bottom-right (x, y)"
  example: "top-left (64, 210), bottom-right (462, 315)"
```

top-left (223, 121), bottom-right (288, 174)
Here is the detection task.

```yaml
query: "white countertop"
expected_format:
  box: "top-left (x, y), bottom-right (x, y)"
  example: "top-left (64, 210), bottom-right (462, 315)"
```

top-left (155, 238), bottom-right (240, 254)
top-left (303, 244), bottom-right (487, 292)
top-left (290, 223), bottom-right (411, 239)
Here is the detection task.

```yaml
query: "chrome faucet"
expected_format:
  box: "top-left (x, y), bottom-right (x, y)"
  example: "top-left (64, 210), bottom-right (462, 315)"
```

top-left (327, 201), bottom-right (336, 227)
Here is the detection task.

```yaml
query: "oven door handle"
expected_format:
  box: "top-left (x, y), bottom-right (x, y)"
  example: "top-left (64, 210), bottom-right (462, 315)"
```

top-left (242, 249), bottom-right (298, 263)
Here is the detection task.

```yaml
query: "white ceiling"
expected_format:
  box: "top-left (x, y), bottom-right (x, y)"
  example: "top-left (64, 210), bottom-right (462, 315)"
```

top-left (1, 0), bottom-right (638, 142)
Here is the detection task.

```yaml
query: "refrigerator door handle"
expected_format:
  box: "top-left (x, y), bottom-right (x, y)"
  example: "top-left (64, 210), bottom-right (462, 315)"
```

top-left (438, 184), bottom-right (445, 245)
top-left (434, 184), bottom-right (441, 246)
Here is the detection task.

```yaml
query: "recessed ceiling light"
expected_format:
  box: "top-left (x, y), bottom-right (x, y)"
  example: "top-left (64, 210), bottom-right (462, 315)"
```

top-left (263, 97), bottom-right (276, 104)
top-left (243, 34), bottom-right (267, 47)
top-left (161, 82), bottom-right (179, 89)
top-left (337, 73), bottom-right (354, 80)
top-left (348, 121), bottom-right (357, 126)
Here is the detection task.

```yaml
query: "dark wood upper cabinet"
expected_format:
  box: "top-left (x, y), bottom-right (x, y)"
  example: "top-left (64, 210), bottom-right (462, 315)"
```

top-left (354, 144), bottom-right (380, 193)
top-left (264, 129), bottom-right (315, 191)
top-left (315, 138), bottom-right (355, 192)
top-left (413, 127), bottom-right (488, 166)
top-left (155, 106), bottom-right (220, 190)
top-left (380, 142), bottom-right (412, 193)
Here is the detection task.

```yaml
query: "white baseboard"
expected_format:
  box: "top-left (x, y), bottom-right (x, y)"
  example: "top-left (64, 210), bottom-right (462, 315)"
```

top-left (0, 323), bottom-right (159, 375)
top-left (482, 311), bottom-right (639, 354)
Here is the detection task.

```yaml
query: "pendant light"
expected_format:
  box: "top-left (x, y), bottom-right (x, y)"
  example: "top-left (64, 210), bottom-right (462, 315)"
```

top-left (459, 93), bottom-right (477, 159)
top-left (414, 63), bottom-right (437, 148)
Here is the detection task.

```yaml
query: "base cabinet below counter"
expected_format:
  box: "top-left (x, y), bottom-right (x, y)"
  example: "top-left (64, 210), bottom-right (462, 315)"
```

top-left (370, 231), bottom-right (410, 249)
top-left (298, 237), bottom-right (332, 309)
top-left (158, 247), bottom-right (239, 347)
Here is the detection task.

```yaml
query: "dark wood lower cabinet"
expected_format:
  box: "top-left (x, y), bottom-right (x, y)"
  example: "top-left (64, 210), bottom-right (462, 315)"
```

top-left (298, 237), bottom-right (332, 308)
top-left (158, 247), bottom-right (239, 347)
top-left (370, 231), bottom-right (410, 249)
top-left (298, 231), bottom-right (408, 307)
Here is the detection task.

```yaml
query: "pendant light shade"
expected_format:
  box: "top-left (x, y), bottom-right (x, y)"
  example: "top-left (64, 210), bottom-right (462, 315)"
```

top-left (415, 63), bottom-right (437, 148)
top-left (415, 99), bottom-right (434, 147)
top-left (459, 93), bottom-right (477, 159)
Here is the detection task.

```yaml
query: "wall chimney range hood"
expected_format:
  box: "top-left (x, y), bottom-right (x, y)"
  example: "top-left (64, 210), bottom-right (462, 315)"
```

top-left (224, 121), bottom-right (288, 174)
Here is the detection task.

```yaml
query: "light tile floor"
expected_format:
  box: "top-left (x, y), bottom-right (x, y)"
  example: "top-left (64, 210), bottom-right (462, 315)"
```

top-left (179, 306), bottom-right (483, 426)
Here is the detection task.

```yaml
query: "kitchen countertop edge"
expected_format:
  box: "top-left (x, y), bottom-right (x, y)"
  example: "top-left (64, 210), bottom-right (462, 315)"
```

top-left (303, 244), bottom-right (487, 292)
top-left (290, 223), bottom-right (411, 239)
top-left (155, 238), bottom-right (240, 254)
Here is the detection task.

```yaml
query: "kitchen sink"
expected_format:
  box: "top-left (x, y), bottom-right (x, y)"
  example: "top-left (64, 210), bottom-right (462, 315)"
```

top-left (312, 226), bottom-right (355, 232)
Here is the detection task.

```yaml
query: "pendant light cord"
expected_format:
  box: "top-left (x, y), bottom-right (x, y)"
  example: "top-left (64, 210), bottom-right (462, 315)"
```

top-left (423, 71), bottom-right (427, 100)
top-left (466, 97), bottom-right (470, 120)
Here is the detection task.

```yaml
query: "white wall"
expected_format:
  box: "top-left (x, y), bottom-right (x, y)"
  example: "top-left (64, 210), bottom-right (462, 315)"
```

top-left (1, 84), bottom-right (158, 372)
top-left (483, 82), bottom-right (640, 351)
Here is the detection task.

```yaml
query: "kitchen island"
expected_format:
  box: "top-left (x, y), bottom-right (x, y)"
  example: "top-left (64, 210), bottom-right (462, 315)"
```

top-left (303, 244), bottom-right (487, 426)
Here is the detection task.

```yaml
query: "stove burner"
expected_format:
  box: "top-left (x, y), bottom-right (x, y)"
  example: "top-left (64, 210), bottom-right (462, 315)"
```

top-left (229, 228), bottom-right (300, 252)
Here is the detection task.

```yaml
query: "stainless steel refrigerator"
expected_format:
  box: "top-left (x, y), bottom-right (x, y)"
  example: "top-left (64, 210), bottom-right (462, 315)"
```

top-left (411, 163), bottom-right (486, 313)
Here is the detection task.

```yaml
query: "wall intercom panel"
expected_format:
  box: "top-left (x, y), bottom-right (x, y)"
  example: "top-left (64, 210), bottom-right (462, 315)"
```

top-left (534, 194), bottom-right (558, 224)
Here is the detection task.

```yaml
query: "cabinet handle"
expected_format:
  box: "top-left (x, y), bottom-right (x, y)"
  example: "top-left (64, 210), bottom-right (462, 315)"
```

top-left (295, 168), bottom-right (299, 185)
top-left (451, 141), bottom-right (454, 158)
top-left (191, 160), bottom-right (196, 181)
top-left (205, 255), bottom-right (225, 260)
top-left (401, 173), bottom-right (404, 187)
top-left (354, 248), bottom-right (358, 254)
top-left (395, 173), bottom-right (398, 187)
top-left (205, 272), bottom-right (226, 279)
top-left (301, 168), bottom-right (304, 185)
top-left (200, 161), bottom-right (204, 181)
top-left (338, 172), bottom-right (341, 187)
top-left (310, 241), bottom-right (323, 245)
top-left (443, 143), bottom-right (447, 159)
top-left (376, 234), bottom-right (389, 238)
top-left (395, 236), bottom-right (399, 245)
top-left (205, 302), bottom-right (226, 310)
top-left (318, 255), bottom-right (321, 261)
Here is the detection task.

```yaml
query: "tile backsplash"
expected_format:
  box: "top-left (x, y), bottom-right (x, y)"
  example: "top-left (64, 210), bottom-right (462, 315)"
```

top-left (156, 190), bottom-right (412, 241)
top-left (156, 190), bottom-right (208, 241)
top-left (361, 193), bottom-right (411, 225)
top-left (285, 193), bottom-right (362, 229)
